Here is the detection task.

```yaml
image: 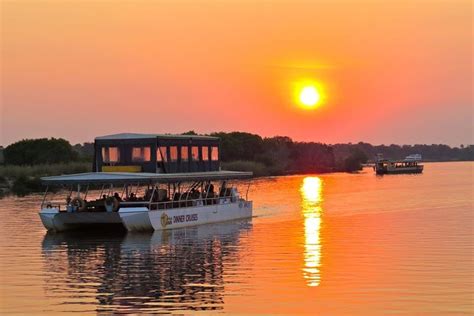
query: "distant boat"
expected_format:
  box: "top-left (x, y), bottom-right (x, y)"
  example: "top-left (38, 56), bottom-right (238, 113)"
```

top-left (374, 154), bottom-right (424, 175)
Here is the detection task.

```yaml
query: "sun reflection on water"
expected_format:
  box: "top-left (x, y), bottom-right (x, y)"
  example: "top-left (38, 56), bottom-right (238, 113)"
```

top-left (301, 177), bottom-right (323, 287)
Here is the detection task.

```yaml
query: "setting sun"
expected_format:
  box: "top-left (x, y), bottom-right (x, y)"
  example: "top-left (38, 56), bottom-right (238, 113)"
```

top-left (300, 86), bottom-right (320, 108)
top-left (293, 80), bottom-right (325, 110)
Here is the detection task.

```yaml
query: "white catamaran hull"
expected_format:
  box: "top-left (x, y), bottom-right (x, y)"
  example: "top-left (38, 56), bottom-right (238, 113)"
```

top-left (119, 200), bottom-right (253, 232)
top-left (39, 200), bottom-right (252, 232)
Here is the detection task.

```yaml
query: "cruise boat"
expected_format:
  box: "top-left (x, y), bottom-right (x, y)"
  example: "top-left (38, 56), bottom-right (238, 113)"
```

top-left (374, 153), bottom-right (424, 175)
top-left (39, 133), bottom-right (253, 232)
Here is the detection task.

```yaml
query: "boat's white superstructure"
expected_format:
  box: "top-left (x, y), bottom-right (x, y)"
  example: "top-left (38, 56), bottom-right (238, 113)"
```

top-left (39, 171), bottom-right (253, 232)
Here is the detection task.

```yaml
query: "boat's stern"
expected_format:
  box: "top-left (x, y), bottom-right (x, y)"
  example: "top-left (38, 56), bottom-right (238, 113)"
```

top-left (39, 207), bottom-right (61, 231)
top-left (418, 164), bottom-right (424, 173)
top-left (39, 208), bottom-right (125, 232)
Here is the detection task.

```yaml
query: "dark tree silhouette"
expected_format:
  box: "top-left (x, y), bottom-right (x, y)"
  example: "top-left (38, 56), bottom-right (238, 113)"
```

top-left (4, 138), bottom-right (78, 165)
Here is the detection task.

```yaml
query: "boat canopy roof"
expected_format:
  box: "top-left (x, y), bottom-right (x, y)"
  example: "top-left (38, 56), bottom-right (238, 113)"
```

top-left (95, 133), bottom-right (218, 141)
top-left (41, 171), bottom-right (253, 186)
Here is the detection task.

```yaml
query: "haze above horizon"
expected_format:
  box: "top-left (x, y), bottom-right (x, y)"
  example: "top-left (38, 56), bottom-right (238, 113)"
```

top-left (1, 1), bottom-right (472, 147)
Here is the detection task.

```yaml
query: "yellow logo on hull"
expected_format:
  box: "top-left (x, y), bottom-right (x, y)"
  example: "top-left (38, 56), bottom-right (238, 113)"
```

top-left (161, 213), bottom-right (169, 228)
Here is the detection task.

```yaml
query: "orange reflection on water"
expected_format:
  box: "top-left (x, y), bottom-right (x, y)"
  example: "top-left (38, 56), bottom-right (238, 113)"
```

top-left (300, 177), bottom-right (323, 287)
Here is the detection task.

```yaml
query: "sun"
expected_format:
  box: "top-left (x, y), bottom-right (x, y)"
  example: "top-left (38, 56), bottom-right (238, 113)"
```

top-left (293, 81), bottom-right (325, 110)
top-left (300, 86), bottom-right (320, 107)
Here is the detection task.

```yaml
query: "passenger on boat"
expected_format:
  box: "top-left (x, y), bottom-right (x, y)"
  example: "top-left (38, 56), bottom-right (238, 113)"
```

top-left (219, 186), bottom-right (229, 197)
top-left (219, 182), bottom-right (226, 197)
top-left (172, 192), bottom-right (181, 208)
top-left (204, 183), bottom-right (216, 205)
top-left (147, 187), bottom-right (162, 203)
top-left (113, 192), bottom-right (122, 202)
top-left (153, 189), bottom-right (170, 209)
top-left (128, 193), bottom-right (137, 201)
top-left (144, 189), bottom-right (152, 201)
top-left (190, 188), bottom-right (200, 200)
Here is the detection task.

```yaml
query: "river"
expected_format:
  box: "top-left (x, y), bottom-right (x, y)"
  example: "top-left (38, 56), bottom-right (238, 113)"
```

top-left (0, 162), bottom-right (472, 314)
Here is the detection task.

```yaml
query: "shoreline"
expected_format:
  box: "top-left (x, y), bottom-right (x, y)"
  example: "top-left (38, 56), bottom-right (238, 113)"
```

top-left (1, 160), bottom-right (472, 199)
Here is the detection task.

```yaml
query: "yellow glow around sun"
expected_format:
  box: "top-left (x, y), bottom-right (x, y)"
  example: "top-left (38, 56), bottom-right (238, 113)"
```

top-left (294, 80), bottom-right (325, 110)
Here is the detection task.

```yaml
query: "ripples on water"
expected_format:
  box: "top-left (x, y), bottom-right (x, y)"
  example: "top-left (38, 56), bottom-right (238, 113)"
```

top-left (0, 162), bottom-right (473, 314)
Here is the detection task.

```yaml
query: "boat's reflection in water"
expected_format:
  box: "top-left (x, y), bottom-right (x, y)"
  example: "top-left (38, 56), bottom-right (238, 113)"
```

top-left (301, 177), bottom-right (323, 287)
top-left (41, 220), bottom-right (252, 313)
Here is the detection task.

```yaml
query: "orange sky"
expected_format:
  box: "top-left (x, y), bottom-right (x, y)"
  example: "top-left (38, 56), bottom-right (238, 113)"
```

top-left (1, 1), bottom-right (472, 146)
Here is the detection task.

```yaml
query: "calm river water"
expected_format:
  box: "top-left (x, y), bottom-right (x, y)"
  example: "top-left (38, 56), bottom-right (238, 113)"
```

top-left (0, 162), bottom-right (472, 314)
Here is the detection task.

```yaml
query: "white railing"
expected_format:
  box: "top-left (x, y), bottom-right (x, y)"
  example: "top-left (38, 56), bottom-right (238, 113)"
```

top-left (120, 195), bottom-right (241, 210)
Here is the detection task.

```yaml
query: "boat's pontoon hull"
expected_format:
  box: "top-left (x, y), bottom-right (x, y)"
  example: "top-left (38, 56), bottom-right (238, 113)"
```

top-left (119, 200), bottom-right (252, 232)
top-left (375, 166), bottom-right (423, 175)
top-left (39, 208), bottom-right (124, 232)
top-left (39, 201), bottom-right (253, 232)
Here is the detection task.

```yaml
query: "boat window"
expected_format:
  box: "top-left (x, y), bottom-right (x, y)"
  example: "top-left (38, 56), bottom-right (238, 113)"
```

top-left (132, 147), bottom-right (151, 162)
top-left (170, 146), bottom-right (178, 162)
top-left (181, 146), bottom-right (189, 161)
top-left (191, 146), bottom-right (199, 161)
top-left (202, 146), bottom-right (209, 161)
top-left (102, 147), bottom-right (120, 164)
top-left (211, 146), bottom-right (219, 161)
top-left (157, 146), bottom-right (167, 162)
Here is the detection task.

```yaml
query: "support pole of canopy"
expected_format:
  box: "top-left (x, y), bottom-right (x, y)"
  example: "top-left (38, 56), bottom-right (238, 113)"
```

top-left (41, 186), bottom-right (49, 208)
top-left (67, 186), bottom-right (73, 201)
top-left (109, 183), bottom-right (113, 196)
top-left (204, 181), bottom-right (210, 201)
top-left (149, 185), bottom-right (156, 208)
top-left (246, 181), bottom-right (251, 201)
top-left (84, 184), bottom-right (90, 200)
top-left (99, 184), bottom-right (105, 198)
top-left (121, 184), bottom-right (126, 200)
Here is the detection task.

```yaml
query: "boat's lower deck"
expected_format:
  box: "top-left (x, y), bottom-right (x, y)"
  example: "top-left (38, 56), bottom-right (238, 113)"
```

top-left (39, 200), bottom-right (253, 232)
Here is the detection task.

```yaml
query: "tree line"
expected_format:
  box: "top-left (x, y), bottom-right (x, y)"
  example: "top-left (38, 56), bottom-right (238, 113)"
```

top-left (1, 134), bottom-right (473, 175)
top-left (209, 132), bottom-right (472, 174)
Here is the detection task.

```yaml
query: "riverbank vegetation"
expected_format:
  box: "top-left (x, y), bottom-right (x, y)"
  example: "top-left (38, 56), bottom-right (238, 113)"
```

top-left (208, 131), bottom-right (472, 175)
top-left (0, 162), bottom-right (91, 197)
top-left (0, 138), bottom-right (92, 197)
top-left (0, 134), bottom-right (472, 198)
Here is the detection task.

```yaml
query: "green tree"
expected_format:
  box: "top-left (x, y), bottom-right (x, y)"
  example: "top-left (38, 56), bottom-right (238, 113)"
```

top-left (343, 148), bottom-right (368, 172)
top-left (181, 130), bottom-right (198, 135)
top-left (210, 132), bottom-right (264, 162)
top-left (4, 138), bottom-right (78, 165)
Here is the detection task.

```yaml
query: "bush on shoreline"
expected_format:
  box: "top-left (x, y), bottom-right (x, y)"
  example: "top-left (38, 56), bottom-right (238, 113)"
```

top-left (11, 176), bottom-right (43, 197)
top-left (340, 149), bottom-right (369, 172)
top-left (222, 160), bottom-right (269, 177)
top-left (0, 162), bottom-right (91, 179)
top-left (0, 162), bottom-right (91, 198)
top-left (4, 138), bottom-right (78, 165)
